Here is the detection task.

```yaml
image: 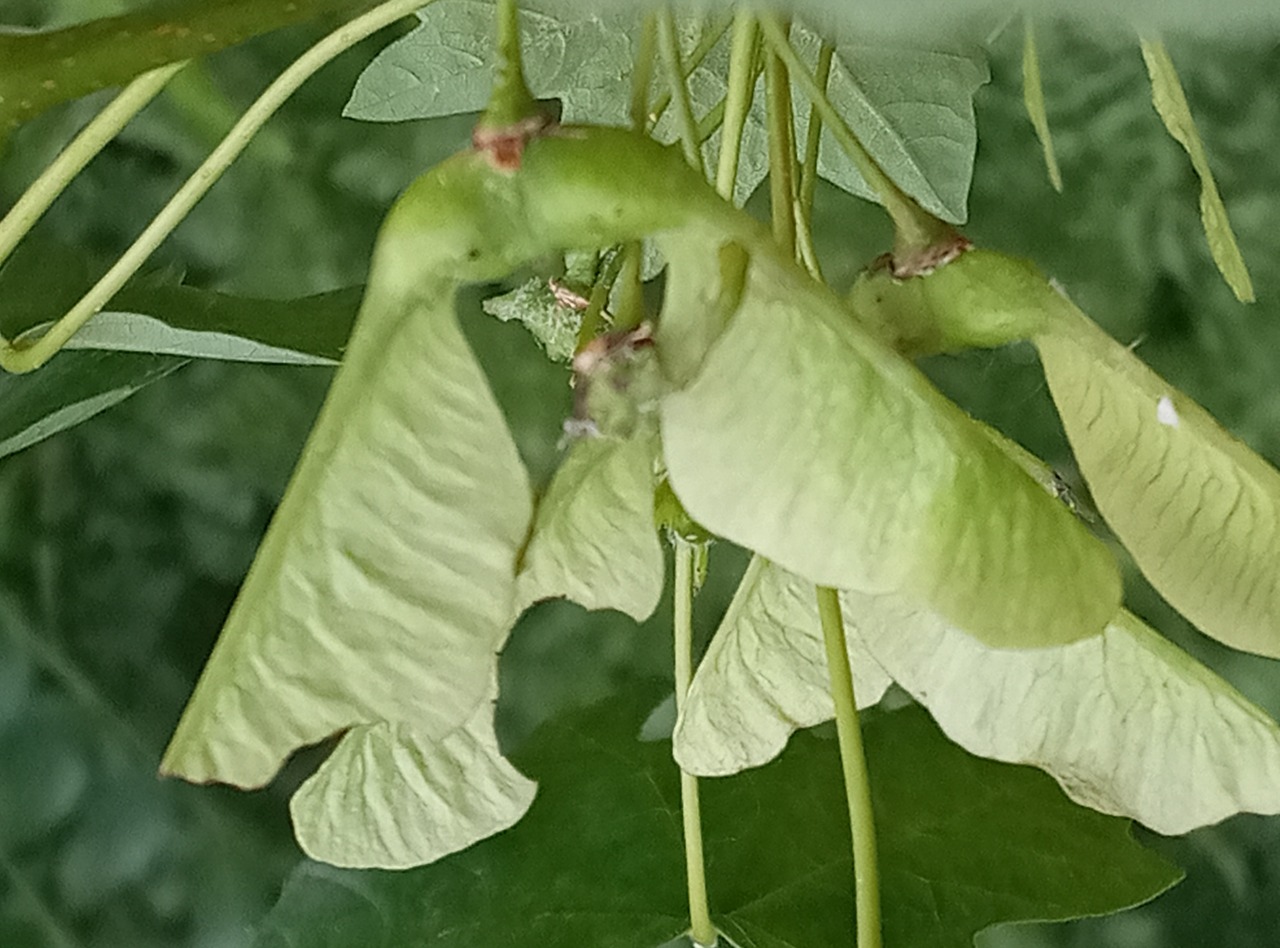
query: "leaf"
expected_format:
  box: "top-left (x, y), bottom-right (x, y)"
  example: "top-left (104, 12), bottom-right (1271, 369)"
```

top-left (346, 8), bottom-right (985, 220)
top-left (160, 268), bottom-right (533, 789)
top-left (290, 673), bottom-right (536, 870)
top-left (516, 431), bottom-right (664, 622)
top-left (0, 0), bottom-right (372, 132)
top-left (790, 24), bottom-right (990, 224)
top-left (0, 349), bottom-right (185, 460)
top-left (1140, 38), bottom-right (1254, 302)
top-left (344, 1), bottom-right (636, 125)
top-left (0, 241), bottom-right (360, 457)
top-left (1022, 17), bottom-right (1063, 192)
top-left (658, 234), bottom-right (1121, 648)
top-left (255, 691), bottom-right (1180, 948)
top-left (482, 277), bottom-right (581, 362)
top-left (1036, 302), bottom-right (1280, 659)
top-left (850, 590), bottom-right (1280, 836)
top-left (42, 310), bottom-right (337, 364)
top-left (674, 555), bottom-right (892, 776)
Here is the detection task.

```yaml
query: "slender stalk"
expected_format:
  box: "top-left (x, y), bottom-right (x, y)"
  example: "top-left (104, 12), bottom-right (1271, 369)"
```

top-left (674, 539), bottom-right (717, 948)
top-left (0, 63), bottom-right (186, 266)
top-left (0, 0), bottom-right (439, 374)
top-left (797, 41), bottom-right (834, 226)
top-left (647, 11), bottom-right (734, 129)
top-left (763, 27), bottom-right (798, 257)
top-left (573, 247), bottom-right (626, 352)
top-left (697, 97), bottom-right (727, 144)
top-left (611, 243), bottom-right (645, 331)
top-left (757, 14), bottom-right (955, 259)
top-left (630, 13), bottom-right (659, 131)
top-left (714, 11), bottom-right (758, 201)
top-left (794, 40), bottom-right (834, 282)
top-left (656, 8), bottom-right (705, 175)
top-left (815, 586), bottom-right (882, 948)
top-left (477, 0), bottom-right (540, 129)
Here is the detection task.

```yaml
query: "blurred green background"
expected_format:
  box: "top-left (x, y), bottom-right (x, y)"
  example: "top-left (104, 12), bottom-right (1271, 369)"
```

top-left (0, 2), bottom-right (1278, 945)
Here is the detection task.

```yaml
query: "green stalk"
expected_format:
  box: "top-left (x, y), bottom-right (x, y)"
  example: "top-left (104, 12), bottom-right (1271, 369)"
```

top-left (0, 62), bottom-right (185, 268)
top-left (0, 0), bottom-right (440, 374)
top-left (816, 586), bottom-right (883, 948)
top-left (794, 40), bottom-right (833, 281)
top-left (714, 10), bottom-right (758, 201)
top-left (573, 247), bottom-right (626, 352)
top-left (656, 7), bottom-right (705, 175)
top-left (612, 242), bottom-right (646, 331)
top-left (630, 13), bottom-right (659, 131)
top-left (757, 14), bottom-right (956, 261)
top-left (797, 41), bottom-right (833, 218)
top-left (476, 0), bottom-right (540, 131)
top-left (674, 538), bottom-right (717, 948)
top-left (647, 11), bottom-right (734, 130)
top-left (763, 26), bottom-right (798, 257)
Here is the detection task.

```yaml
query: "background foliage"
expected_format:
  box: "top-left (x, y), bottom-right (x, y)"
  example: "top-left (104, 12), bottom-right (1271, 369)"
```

top-left (1, 1), bottom-right (1279, 946)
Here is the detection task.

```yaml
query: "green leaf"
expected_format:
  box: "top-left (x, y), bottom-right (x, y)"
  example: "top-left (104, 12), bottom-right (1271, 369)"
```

top-left (0, 0), bottom-right (372, 133)
top-left (0, 349), bottom-right (185, 460)
top-left (289, 673), bottom-right (536, 870)
top-left (482, 277), bottom-right (581, 362)
top-left (1036, 302), bottom-right (1280, 659)
top-left (791, 24), bottom-right (989, 224)
top-left (40, 310), bottom-right (337, 364)
top-left (851, 590), bottom-right (1280, 835)
top-left (344, 1), bottom-right (636, 125)
top-left (658, 234), bottom-right (1121, 648)
top-left (256, 691), bottom-right (1180, 948)
top-left (674, 554), bottom-right (891, 776)
top-left (517, 431), bottom-right (665, 622)
top-left (0, 241), bottom-right (360, 457)
top-left (1, 241), bottom-right (362, 363)
top-left (1140, 38), bottom-right (1254, 302)
top-left (1021, 17), bottom-right (1063, 192)
top-left (160, 269), bottom-right (533, 792)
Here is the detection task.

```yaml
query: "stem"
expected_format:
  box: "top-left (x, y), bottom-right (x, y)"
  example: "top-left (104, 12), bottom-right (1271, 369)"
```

top-left (630, 13), bottom-right (659, 131)
top-left (714, 11), bottom-right (758, 201)
top-left (674, 539), bottom-right (717, 948)
top-left (815, 586), bottom-right (882, 948)
top-left (795, 40), bottom-right (833, 282)
top-left (647, 11), bottom-right (734, 130)
top-left (0, 0), bottom-right (438, 374)
top-left (656, 8), bottom-right (705, 175)
top-left (797, 41), bottom-right (833, 224)
top-left (763, 27), bottom-right (798, 257)
top-left (757, 14), bottom-right (956, 260)
top-left (612, 243), bottom-right (645, 331)
top-left (477, 0), bottom-right (540, 130)
top-left (0, 63), bottom-right (186, 267)
top-left (573, 247), bottom-right (626, 352)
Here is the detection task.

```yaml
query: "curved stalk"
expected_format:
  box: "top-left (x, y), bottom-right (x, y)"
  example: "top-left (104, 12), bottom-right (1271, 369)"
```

top-left (816, 586), bottom-right (883, 948)
top-left (757, 14), bottom-right (956, 261)
top-left (0, 62), bottom-right (186, 266)
top-left (675, 539), bottom-right (717, 947)
top-left (0, 0), bottom-right (437, 374)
